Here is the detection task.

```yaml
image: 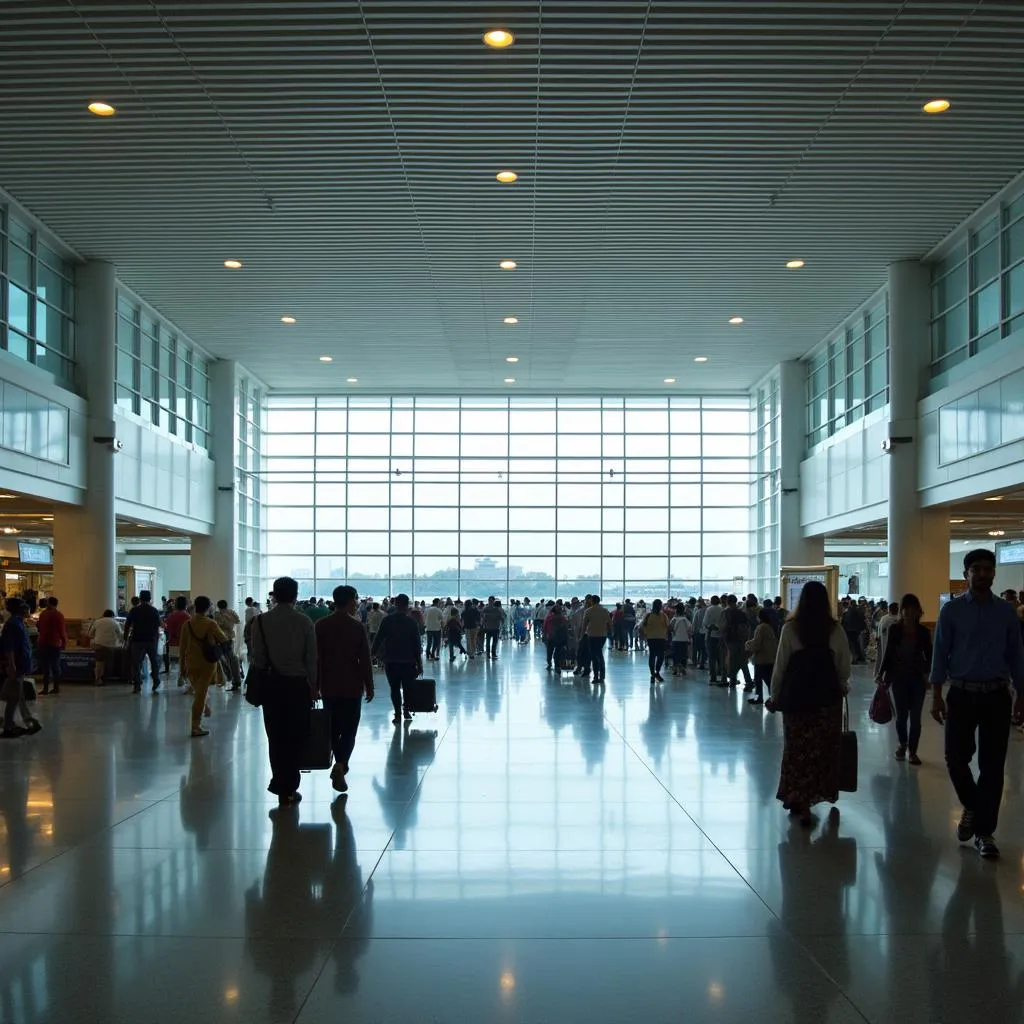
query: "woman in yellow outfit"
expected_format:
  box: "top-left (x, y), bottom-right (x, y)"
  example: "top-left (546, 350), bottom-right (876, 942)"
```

top-left (179, 595), bottom-right (228, 737)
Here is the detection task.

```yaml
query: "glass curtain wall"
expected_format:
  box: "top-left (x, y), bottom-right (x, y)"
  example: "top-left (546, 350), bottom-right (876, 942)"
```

top-left (237, 374), bottom-right (266, 602)
top-left (751, 374), bottom-right (780, 597)
top-left (0, 203), bottom-right (76, 386)
top-left (265, 395), bottom-right (753, 602)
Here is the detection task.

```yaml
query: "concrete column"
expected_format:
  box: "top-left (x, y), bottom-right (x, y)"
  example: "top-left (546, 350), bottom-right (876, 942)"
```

top-left (886, 260), bottom-right (949, 619)
top-left (53, 262), bottom-right (117, 618)
top-left (190, 359), bottom-right (238, 605)
top-left (778, 359), bottom-right (824, 568)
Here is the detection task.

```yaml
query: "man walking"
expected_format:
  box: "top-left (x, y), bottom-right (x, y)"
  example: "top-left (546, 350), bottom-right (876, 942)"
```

top-left (316, 585), bottom-right (375, 793)
top-left (721, 595), bottom-right (753, 690)
top-left (582, 594), bottom-right (612, 683)
top-left (424, 598), bottom-right (444, 662)
top-left (462, 599), bottom-right (481, 660)
top-left (482, 598), bottom-right (503, 660)
top-left (371, 594), bottom-right (424, 725)
top-left (931, 548), bottom-right (1024, 859)
top-left (126, 590), bottom-right (162, 693)
top-left (702, 595), bottom-right (726, 684)
top-left (842, 598), bottom-right (867, 664)
top-left (214, 599), bottom-right (243, 690)
top-left (36, 597), bottom-right (68, 696)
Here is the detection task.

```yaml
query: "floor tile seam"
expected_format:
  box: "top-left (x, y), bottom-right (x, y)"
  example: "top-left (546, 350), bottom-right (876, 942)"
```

top-left (602, 712), bottom-right (791, 927)
top-left (0, 848), bottom-right (76, 891)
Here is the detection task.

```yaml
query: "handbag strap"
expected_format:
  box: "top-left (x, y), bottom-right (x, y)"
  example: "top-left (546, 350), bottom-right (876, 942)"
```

top-left (843, 695), bottom-right (850, 731)
top-left (256, 615), bottom-right (278, 675)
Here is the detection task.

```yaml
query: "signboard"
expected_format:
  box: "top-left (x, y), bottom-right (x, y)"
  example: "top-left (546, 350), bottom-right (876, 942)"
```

top-left (780, 565), bottom-right (840, 615)
top-left (996, 541), bottom-right (1024, 565)
top-left (18, 541), bottom-right (52, 565)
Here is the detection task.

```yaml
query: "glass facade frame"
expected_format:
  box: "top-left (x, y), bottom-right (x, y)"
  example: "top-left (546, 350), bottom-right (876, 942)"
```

top-left (751, 374), bottom-right (780, 598)
top-left (264, 395), bottom-right (754, 601)
top-left (930, 186), bottom-right (1024, 378)
top-left (237, 374), bottom-right (266, 601)
top-left (806, 294), bottom-right (889, 446)
top-left (115, 289), bottom-right (210, 449)
top-left (0, 203), bottom-right (76, 386)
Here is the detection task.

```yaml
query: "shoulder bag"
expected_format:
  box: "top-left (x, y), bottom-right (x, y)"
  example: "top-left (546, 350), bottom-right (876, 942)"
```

top-left (245, 615), bottom-right (275, 708)
top-left (187, 621), bottom-right (222, 664)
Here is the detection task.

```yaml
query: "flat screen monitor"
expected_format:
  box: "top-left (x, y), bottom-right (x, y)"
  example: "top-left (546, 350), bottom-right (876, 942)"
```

top-left (996, 541), bottom-right (1024, 566)
top-left (18, 541), bottom-right (52, 566)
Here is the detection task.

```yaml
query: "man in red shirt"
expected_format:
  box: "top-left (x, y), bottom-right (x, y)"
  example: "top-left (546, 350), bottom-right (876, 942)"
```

top-left (37, 596), bottom-right (68, 696)
top-left (163, 596), bottom-right (192, 687)
top-left (315, 585), bottom-right (375, 793)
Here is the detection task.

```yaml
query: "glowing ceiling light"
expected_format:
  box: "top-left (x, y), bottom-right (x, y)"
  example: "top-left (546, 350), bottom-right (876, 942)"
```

top-left (989, 530), bottom-right (1005, 537)
top-left (280, 316), bottom-right (297, 324)
top-left (663, 377), bottom-right (676, 384)
top-left (985, 495), bottom-right (1004, 501)
top-left (346, 377), bottom-right (358, 383)
top-left (506, 356), bottom-right (519, 363)
top-left (504, 377), bottom-right (516, 384)
top-left (503, 316), bottom-right (519, 324)
top-left (785, 260), bottom-right (805, 269)
top-left (496, 170), bottom-right (518, 183)
top-left (88, 101), bottom-right (116, 116)
top-left (499, 260), bottom-right (517, 270)
top-left (728, 316), bottom-right (744, 325)
top-left (694, 356), bottom-right (708, 363)
top-left (484, 29), bottom-right (515, 48)
top-left (923, 98), bottom-right (951, 114)
top-left (223, 259), bottom-right (242, 269)
top-left (319, 355), bottom-right (333, 363)
top-left (949, 518), bottom-right (965, 524)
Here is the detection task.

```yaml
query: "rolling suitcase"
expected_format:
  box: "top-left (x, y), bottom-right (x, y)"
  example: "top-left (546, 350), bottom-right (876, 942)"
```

top-left (404, 676), bottom-right (438, 714)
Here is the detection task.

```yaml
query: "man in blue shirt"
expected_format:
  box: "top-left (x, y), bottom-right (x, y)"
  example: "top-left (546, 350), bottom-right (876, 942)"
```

top-left (930, 548), bottom-right (1024, 859)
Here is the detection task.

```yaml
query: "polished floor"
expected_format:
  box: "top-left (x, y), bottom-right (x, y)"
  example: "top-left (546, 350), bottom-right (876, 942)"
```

top-left (2, 644), bottom-right (1024, 1023)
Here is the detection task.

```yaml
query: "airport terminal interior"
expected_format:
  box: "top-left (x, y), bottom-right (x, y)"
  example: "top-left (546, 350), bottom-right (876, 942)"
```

top-left (2, 2), bottom-right (1024, 1021)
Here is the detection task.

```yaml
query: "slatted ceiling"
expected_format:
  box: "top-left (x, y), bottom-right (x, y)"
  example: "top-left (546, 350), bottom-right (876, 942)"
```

top-left (2, 6), bottom-right (1024, 391)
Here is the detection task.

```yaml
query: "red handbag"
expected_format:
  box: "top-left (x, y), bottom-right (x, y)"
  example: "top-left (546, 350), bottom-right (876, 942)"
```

top-left (868, 682), bottom-right (894, 725)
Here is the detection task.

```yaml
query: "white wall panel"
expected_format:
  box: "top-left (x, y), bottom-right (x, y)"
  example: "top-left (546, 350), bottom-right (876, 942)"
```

top-left (114, 411), bottom-right (214, 533)
top-left (0, 351), bottom-right (85, 503)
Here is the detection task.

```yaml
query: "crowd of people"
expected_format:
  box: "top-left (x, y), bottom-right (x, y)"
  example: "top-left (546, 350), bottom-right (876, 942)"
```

top-left (2, 549), bottom-right (1024, 859)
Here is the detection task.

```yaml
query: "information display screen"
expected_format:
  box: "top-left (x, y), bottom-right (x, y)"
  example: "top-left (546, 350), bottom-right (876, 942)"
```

top-left (18, 542), bottom-right (52, 565)
top-left (996, 541), bottom-right (1024, 565)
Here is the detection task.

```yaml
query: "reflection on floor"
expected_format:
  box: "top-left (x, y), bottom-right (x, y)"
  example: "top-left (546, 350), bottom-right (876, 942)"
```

top-left (1, 643), bottom-right (1023, 1023)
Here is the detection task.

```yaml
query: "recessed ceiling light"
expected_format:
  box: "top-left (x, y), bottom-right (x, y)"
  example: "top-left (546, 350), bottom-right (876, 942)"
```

top-left (41, 516), bottom-right (54, 521)
top-left (506, 356), bottom-right (519, 363)
top-left (88, 101), bottom-right (116, 117)
top-left (785, 260), bottom-right (805, 269)
top-left (280, 316), bottom-right (297, 324)
top-left (989, 530), bottom-right (1005, 537)
top-left (346, 377), bottom-right (358, 383)
top-left (923, 98), bottom-right (950, 114)
top-left (985, 495), bottom-right (1004, 501)
top-left (499, 260), bottom-right (517, 270)
top-left (496, 170), bottom-right (518, 183)
top-left (663, 378), bottom-right (676, 384)
top-left (319, 356), bottom-right (333, 363)
top-left (503, 316), bottom-right (519, 324)
top-left (223, 259), bottom-right (242, 269)
top-left (504, 377), bottom-right (516, 384)
top-left (949, 518), bottom-right (965, 524)
top-left (729, 316), bottom-right (744, 325)
top-left (694, 356), bottom-right (708, 363)
top-left (484, 29), bottom-right (515, 48)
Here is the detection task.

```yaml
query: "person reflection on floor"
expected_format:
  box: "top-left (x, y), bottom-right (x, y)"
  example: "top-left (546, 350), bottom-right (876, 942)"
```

top-left (373, 724), bottom-right (437, 849)
top-left (246, 799), bottom-right (374, 1016)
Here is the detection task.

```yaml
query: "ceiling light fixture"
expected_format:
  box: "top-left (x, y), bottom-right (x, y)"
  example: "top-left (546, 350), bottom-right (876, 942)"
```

top-left (484, 29), bottom-right (515, 48)
top-left (989, 530), bottom-right (1005, 537)
top-left (319, 356), bottom-right (333, 363)
top-left (503, 316), bottom-right (519, 324)
top-left (88, 101), bottom-right (116, 117)
top-left (346, 377), bottom-right (358, 383)
top-left (949, 518), bottom-right (965, 524)
top-left (694, 356), bottom-right (708, 363)
top-left (499, 260), bottom-right (517, 270)
top-left (41, 516), bottom-right (54, 521)
top-left (504, 377), bottom-right (516, 384)
top-left (785, 260), bottom-right (805, 269)
top-left (280, 316), bottom-right (297, 324)
top-left (923, 98), bottom-right (951, 114)
top-left (985, 495), bottom-right (1004, 501)
top-left (729, 316), bottom-right (744, 325)
top-left (496, 170), bottom-right (518, 183)
top-left (663, 378), bottom-right (676, 384)
top-left (506, 356), bottom-right (519, 363)
top-left (223, 259), bottom-right (242, 269)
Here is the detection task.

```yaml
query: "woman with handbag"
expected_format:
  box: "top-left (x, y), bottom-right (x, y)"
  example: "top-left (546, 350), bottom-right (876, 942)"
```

top-left (179, 595), bottom-right (229, 738)
top-left (768, 581), bottom-right (852, 825)
top-left (0, 598), bottom-right (42, 738)
top-left (875, 593), bottom-right (932, 765)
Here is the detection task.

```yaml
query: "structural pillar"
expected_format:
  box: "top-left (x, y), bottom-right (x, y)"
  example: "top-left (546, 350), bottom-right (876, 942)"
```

top-left (53, 261), bottom-right (118, 619)
top-left (190, 359), bottom-right (238, 605)
top-left (886, 260), bottom-right (949, 620)
top-left (778, 359), bottom-right (824, 569)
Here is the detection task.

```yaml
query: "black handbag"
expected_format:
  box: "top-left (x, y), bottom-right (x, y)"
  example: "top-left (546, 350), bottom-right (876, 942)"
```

top-left (300, 701), bottom-right (333, 771)
top-left (244, 616), bottom-right (273, 708)
top-left (839, 697), bottom-right (858, 793)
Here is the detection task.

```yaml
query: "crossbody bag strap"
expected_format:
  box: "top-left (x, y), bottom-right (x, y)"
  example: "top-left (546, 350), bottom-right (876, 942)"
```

top-left (256, 615), bottom-right (278, 675)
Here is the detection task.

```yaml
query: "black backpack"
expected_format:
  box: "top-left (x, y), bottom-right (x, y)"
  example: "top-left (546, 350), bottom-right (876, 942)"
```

top-left (776, 643), bottom-right (841, 714)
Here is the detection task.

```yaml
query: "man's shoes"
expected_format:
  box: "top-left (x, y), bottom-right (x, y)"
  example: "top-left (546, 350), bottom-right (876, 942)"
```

top-left (975, 835), bottom-right (999, 859)
top-left (956, 809), bottom-right (975, 843)
top-left (908, 752), bottom-right (922, 766)
top-left (403, 710), bottom-right (413, 720)
top-left (0, 728), bottom-right (26, 739)
top-left (894, 745), bottom-right (906, 761)
top-left (190, 727), bottom-right (209, 738)
top-left (132, 685), bottom-right (141, 694)
top-left (330, 764), bottom-right (348, 793)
